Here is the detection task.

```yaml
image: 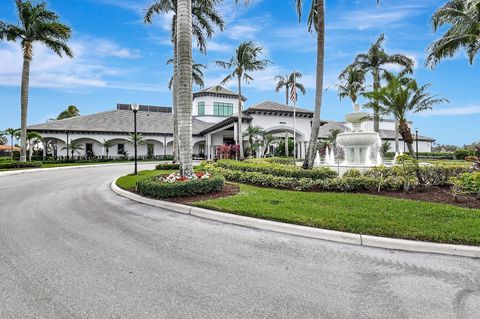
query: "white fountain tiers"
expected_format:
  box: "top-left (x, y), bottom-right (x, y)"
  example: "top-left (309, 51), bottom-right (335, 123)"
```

top-left (336, 131), bottom-right (380, 148)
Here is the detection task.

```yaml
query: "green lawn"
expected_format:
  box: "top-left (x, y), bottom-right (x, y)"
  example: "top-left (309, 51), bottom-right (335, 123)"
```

top-left (194, 183), bottom-right (480, 246)
top-left (116, 170), bottom-right (175, 190)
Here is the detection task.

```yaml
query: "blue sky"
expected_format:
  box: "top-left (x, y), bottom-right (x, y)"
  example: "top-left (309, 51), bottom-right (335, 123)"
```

top-left (0, 0), bottom-right (479, 145)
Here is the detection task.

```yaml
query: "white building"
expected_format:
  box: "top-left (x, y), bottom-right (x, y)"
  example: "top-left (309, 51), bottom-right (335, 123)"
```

top-left (28, 86), bottom-right (434, 159)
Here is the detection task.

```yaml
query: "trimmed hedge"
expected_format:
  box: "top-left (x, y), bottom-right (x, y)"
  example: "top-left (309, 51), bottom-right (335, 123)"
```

top-left (214, 160), bottom-right (337, 180)
top-left (0, 161), bottom-right (42, 169)
top-left (155, 163), bottom-right (180, 170)
top-left (451, 172), bottom-right (480, 196)
top-left (137, 174), bottom-right (225, 199)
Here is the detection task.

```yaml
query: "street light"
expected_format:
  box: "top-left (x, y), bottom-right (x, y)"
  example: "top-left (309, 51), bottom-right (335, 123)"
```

top-left (415, 128), bottom-right (419, 159)
top-left (131, 103), bottom-right (140, 175)
top-left (65, 130), bottom-right (69, 160)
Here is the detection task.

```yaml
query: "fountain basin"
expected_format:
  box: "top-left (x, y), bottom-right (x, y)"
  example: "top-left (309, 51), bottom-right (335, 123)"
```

top-left (336, 132), bottom-right (380, 148)
top-left (344, 112), bottom-right (370, 124)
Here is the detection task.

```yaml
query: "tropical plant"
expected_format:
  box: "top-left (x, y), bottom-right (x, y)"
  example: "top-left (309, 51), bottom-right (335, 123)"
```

top-left (62, 142), bottom-right (83, 159)
top-left (243, 125), bottom-right (264, 157)
top-left (145, 0), bottom-right (224, 167)
top-left (2, 128), bottom-right (19, 159)
top-left (57, 105), bottom-right (80, 120)
top-left (128, 133), bottom-right (146, 145)
top-left (427, 0), bottom-right (480, 67)
top-left (0, 134), bottom-right (7, 146)
top-left (274, 71), bottom-right (306, 105)
top-left (167, 59), bottom-right (206, 89)
top-left (0, 0), bottom-right (73, 162)
top-left (15, 130), bottom-right (42, 161)
top-left (381, 141), bottom-right (392, 157)
top-left (215, 41), bottom-right (271, 160)
top-left (261, 132), bottom-right (279, 157)
top-left (101, 139), bottom-right (115, 159)
top-left (364, 73), bottom-right (448, 183)
top-left (337, 65), bottom-right (366, 106)
top-left (343, 34), bottom-right (414, 133)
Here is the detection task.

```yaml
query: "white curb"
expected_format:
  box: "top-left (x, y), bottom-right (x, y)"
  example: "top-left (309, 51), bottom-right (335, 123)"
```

top-left (111, 178), bottom-right (480, 258)
top-left (0, 162), bottom-right (162, 178)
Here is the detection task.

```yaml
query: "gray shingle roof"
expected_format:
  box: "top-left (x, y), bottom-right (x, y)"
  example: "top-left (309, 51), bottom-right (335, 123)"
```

top-left (379, 130), bottom-right (435, 142)
top-left (28, 110), bottom-right (212, 135)
top-left (247, 101), bottom-right (313, 114)
top-left (193, 85), bottom-right (246, 101)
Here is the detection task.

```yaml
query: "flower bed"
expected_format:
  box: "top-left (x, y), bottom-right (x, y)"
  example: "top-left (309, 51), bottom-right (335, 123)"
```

top-left (155, 163), bottom-right (180, 170)
top-left (137, 172), bottom-right (225, 199)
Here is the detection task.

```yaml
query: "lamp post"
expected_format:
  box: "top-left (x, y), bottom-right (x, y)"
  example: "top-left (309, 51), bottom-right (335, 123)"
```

top-left (415, 128), bottom-right (419, 159)
top-left (131, 103), bottom-right (140, 175)
top-left (65, 130), bottom-right (69, 160)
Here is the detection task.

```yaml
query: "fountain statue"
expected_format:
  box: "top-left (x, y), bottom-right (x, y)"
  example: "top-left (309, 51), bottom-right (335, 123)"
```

top-left (336, 104), bottom-right (382, 166)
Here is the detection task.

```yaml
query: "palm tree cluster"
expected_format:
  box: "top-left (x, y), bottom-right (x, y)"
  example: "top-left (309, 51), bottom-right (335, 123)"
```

top-left (57, 105), bottom-right (80, 120)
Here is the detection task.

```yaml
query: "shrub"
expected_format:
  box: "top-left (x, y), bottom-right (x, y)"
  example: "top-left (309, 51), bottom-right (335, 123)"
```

top-left (137, 174), bottom-right (225, 199)
top-left (261, 157), bottom-right (296, 166)
top-left (451, 172), bottom-right (480, 196)
top-left (0, 161), bottom-right (42, 169)
top-left (343, 169), bottom-right (362, 178)
top-left (155, 163), bottom-right (180, 170)
top-left (454, 149), bottom-right (473, 160)
top-left (214, 160), bottom-right (337, 180)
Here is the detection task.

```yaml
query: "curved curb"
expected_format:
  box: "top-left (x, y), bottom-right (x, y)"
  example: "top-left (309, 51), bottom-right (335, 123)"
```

top-left (111, 178), bottom-right (480, 259)
top-left (0, 162), bottom-right (162, 178)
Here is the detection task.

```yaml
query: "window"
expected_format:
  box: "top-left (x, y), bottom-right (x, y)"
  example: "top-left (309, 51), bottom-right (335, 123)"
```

top-left (86, 143), bottom-right (93, 157)
top-left (214, 102), bottom-right (233, 116)
top-left (118, 144), bottom-right (125, 155)
top-left (198, 102), bottom-right (205, 116)
top-left (147, 144), bottom-right (154, 157)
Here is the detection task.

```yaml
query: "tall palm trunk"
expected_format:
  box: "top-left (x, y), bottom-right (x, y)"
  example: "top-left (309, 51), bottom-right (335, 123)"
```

top-left (20, 54), bottom-right (31, 163)
top-left (285, 86), bottom-right (289, 105)
top-left (172, 37), bottom-right (179, 162)
top-left (237, 75), bottom-right (244, 160)
top-left (10, 133), bottom-right (14, 160)
top-left (372, 70), bottom-right (380, 133)
top-left (176, 0), bottom-right (193, 176)
top-left (399, 120), bottom-right (424, 185)
top-left (394, 120), bottom-right (400, 152)
top-left (303, 0), bottom-right (325, 169)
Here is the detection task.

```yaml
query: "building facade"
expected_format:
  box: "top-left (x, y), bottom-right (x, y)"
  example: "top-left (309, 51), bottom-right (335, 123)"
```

top-left (28, 86), bottom-right (435, 159)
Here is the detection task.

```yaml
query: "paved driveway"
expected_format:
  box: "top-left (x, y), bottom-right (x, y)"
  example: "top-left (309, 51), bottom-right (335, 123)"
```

top-left (0, 164), bottom-right (479, 318)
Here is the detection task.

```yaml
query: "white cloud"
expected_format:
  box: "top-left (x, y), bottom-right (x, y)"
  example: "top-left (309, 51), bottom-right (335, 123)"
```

top-left (422, 105), bottom-right (480, 116)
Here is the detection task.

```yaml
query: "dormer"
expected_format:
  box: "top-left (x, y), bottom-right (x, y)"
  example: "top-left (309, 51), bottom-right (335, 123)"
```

top-left (192, 86), bottom-right (247, 123)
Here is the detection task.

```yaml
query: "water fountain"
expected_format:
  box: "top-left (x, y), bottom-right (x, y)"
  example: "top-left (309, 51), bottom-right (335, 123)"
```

top-left (314, 104), bottom-right (387, 175)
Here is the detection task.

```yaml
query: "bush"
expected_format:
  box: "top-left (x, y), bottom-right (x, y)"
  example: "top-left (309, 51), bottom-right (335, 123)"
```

top-left (155, 163), bottom-right (180, 170)
top-left (214, 160), bottom-right (337, 180)
top-left (0, 161), bottom-right (42, 169)
top-left (454, 149), bottom-right (473, 160)
top-left (137, 174), bottom-right (225, 199)
top-left (385, 152), bottom-right (455, 160)
top-left (260, 157), bottom-right (296, 166)
top-left (451, 172), bottom-right (480, 196)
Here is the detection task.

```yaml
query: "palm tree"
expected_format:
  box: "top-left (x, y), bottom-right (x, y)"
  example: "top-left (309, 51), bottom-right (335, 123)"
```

top-left (274, 71), bottom-right (306, 105)
top-left (215, 41), bottom-right (271, 160)
top-left (101, 139), bottom-right (115, 159)
top-left (261, 133), bottom-right (278, 157)
top-left (145, 0), bottom-right (224, 166)
top-left (0, 133), bottom-right (7, 146)
top-left (337, 65), bottom-right (366, 107)
top-left (0, 1), bottom-right (73, 163)
top-left (344, 34), bottom-right (414, 133)
top-left (243, 125), bottom-right (264, 157)
top-left (128, 133), bottom-right (146, 146)
top-left (364, 74), bottom-right (448, 182)
top-left (61, 142), bottom-right (83, 159)
top-left (427, 0), bottom-right (480, 67)
top-left (167, 59), bottom-right (206, 89)
top-left (57, 105), bottom-right (80, 120)
top-left (15, 130), bottom-right (42, 161)
top-left (3, 128), bottom-right (19, 160)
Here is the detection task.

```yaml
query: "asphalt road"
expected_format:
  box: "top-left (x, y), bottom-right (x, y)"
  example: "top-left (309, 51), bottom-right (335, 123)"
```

top-left (1, 164), bottom-right (479, 319)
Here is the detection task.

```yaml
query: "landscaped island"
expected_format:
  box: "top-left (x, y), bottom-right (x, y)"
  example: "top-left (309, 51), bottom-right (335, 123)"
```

top-left (117, 157), bottom-right (480, 246)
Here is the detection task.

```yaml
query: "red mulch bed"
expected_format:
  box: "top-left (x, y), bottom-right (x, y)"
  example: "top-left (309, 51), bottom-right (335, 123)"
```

top-left (167, 183), bottom-right (240, 205)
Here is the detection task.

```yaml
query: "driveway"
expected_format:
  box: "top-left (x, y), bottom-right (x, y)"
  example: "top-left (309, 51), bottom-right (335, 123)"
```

top-left (0, 164), bottom-right (479, 318)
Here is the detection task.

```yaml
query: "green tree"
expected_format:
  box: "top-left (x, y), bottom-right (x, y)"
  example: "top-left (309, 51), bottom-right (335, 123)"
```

top-left (364, 74), bottom-right (448, 184)
top-left (167, 59), bottom-right (206, 89)
top-left (344, 34), bottom-right (414, 133)
top-left (61, 142), bottom-right (84, 159)
top-left (261, 133), bottom-right (279, 157)
top-left (101, 139), bottom-right (115, 159)
top-left (215, 41), bottom-right (271, 160)
top-left (57, 105), bottom-right (80, 120)
top-left (15, 130), bottom-right (42, 161)
top-left (427, 0), bottom-right (480, 67)
top-left (337, 65), bottom-right (366, 106)
top-left (243, 125), bottom-right (264, 157)
top-left (0, 133), bottom-right (7, 145)
top-left (274, 71), bottom-right (306, 105)
top-left (0, 0), bottom-right (73, 162)
top-left (2, 128), bottom-right (20, 159)
top-left (128, 133), bottom-right (146, 146)
top-left (145, 0), bottom-right (224, 167)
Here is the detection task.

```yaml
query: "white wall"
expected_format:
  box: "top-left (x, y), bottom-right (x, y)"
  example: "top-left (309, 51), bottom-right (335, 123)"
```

top-left (193, 95), bottom-right (241, 123)
top-left (251, 114), bottom-right (311, 141)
